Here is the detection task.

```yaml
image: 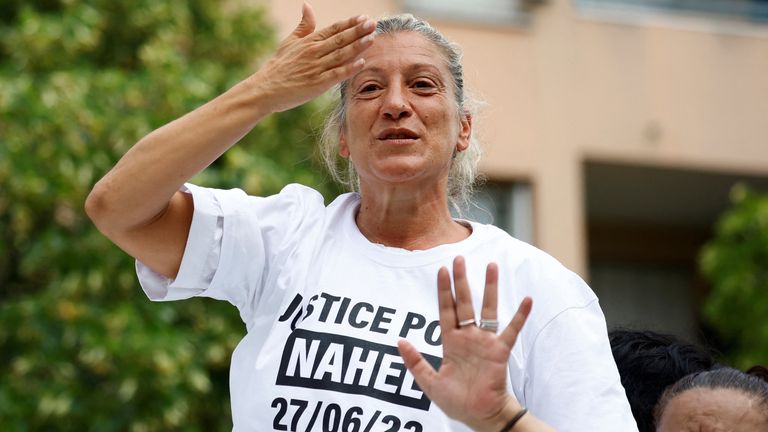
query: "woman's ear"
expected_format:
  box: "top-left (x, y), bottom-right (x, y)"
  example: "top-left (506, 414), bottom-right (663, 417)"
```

top-left (456, 113), bottom-right (472, 152)
top-left (339, 130), bottom-right (350, 158)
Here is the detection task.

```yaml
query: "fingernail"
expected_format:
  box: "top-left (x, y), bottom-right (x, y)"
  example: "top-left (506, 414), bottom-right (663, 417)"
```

top-left (364, 19), bottom-right (376, 30)
top-left (361, 34), bottom-right (374, 45)
top-left (356, 15), bottom-right (366, 23)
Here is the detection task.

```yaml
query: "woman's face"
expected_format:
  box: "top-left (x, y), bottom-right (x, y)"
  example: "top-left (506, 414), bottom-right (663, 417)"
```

top-left (339, 31), bottom-right (471, 192)
top-left (656, 388), bottom-right (767, 432)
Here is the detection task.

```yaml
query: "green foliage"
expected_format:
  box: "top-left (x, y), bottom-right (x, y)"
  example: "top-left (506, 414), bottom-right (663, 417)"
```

top-left (699, 184), bottom-right (768, 369)
top-left (0, 1), bottom-right (337, 430)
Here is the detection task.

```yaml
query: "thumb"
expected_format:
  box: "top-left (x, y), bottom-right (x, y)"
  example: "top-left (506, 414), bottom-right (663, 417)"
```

top-left (293, 2), bottom-right (316, 38)
top-left (397, 340), bottom-right (437, 395)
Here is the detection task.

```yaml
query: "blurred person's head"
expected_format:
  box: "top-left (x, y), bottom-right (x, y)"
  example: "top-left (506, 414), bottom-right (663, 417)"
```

top-left (654, 367), bottom-right (768, 431)
top-left (609, 329), bottom-right (719, 432)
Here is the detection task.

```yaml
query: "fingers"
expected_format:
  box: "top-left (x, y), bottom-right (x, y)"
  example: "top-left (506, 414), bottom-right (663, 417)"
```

top-left (397, 339), bottom-right (437, 397)
top-left (452, 256), bottom-right (476, 326)
top-left (317, 58), bottom-right (367, 85)
top-left (293, 3), bottom-right (317, 38)
top-left (499, 297), bottom-right (532, 349)
top-left (437, 266), bottom-right (458, 333)
top-left (291, 13), bottom-right (375, 84)
top-left (481, 263), bottom-right (498, 322)
top-left (313, 14), bottom-right (372, 43)
top-left (437, 258), bottom-right (526, 346)
top-left (315, 18), bottom-right (376, 63)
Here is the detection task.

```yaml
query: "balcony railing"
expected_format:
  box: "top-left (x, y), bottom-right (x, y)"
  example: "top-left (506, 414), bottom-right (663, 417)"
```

top-left (577, 0), bottom-right (768, 23)
top-left (403, 0), bottom-right (546, 26)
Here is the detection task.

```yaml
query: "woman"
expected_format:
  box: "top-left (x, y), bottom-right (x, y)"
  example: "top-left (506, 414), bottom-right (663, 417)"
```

top-left (654, 367), bottom-right (768, 431)
top-left (609, 329), bottom-right (719, 431)
top-left (86, 4), bottom-right (636, 431)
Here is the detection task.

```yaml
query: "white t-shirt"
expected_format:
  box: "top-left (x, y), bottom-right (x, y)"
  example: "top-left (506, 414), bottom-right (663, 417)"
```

top-left (137, 183), bottom-right (638, 432)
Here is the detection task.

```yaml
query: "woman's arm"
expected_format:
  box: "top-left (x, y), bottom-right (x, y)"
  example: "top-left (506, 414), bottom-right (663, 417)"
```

top-left (85, 4), bottom-right (376, 278)
top-left (398, 257), bottom-right (555, 432)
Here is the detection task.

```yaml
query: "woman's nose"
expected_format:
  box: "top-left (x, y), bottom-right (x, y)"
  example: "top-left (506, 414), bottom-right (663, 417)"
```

top-left (381, 87), bottom-right (412, 120)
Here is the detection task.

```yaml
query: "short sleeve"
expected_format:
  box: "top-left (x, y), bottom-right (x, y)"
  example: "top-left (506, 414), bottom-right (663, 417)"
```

top-left (137, 183), bottom-right (225, 301)
top-left (524, 301), bottom-right (638, 431)
top-left (136, 183), bottom-right (325, 325)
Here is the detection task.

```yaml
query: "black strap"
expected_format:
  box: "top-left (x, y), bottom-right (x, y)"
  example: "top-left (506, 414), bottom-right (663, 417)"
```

top-left (499, 408), bottom-right (528, 432)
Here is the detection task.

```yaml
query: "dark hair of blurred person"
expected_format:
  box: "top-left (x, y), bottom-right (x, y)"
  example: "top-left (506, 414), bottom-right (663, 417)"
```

top-left (654, 367), bottom-right (768, 431)
top-left (747, 364), bottom-right (768, 381)
top-left (609, 329), bottom-right (719, 432)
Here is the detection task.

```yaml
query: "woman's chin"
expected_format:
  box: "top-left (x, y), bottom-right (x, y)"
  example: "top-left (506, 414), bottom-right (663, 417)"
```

top-left (364, 168), bottom-right (447, 191)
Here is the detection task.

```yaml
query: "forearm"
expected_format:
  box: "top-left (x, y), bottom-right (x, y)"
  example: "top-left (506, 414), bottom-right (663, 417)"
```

top-left (475, 399), bottom-right (555, 432)
top-left (86, 76), bottom-right (270, 234)
top-left (476, 401), bottom-right (555, 432)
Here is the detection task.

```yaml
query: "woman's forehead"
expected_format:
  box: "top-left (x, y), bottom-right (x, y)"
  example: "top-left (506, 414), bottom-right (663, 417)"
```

top-left (660, 388), bottom-right (765, 430)
top-left (359, 32), bottom-right (449, 74)
top-left (354, 63), bottom-right (444, 82)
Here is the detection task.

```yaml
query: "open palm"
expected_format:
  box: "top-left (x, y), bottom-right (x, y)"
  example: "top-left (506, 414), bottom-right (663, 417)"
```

top-left (398, 256), bottom-right (532, 431)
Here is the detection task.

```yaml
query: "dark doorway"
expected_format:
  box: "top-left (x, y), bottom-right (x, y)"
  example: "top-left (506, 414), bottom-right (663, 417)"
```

top-left (584, 161), bottom-right (768, 342)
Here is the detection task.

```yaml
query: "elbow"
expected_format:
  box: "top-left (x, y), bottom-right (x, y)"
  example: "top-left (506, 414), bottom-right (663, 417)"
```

top-left (84, 181), bottom-right (114, 234)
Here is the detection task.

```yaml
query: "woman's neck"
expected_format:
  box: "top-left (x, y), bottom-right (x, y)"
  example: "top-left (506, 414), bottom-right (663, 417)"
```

top-left (355, 184), bottom-right (470, 250)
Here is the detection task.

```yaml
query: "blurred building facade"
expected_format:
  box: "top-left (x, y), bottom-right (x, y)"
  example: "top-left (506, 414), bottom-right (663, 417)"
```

top-left (261, 0), bottom-right (768, 341)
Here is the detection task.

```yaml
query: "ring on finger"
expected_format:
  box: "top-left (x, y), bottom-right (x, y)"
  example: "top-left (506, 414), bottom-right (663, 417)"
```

top-left (458, 318), bottom-right (476, 328)
top-left (478, 319), bottom-right (499, 332)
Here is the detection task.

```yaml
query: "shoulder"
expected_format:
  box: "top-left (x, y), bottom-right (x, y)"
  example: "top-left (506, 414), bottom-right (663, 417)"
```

top-left (469, 221), bottom-right (597, 318)
top-left (265, 184), bottom-right (360, 219)
top-left (186, 183), bottom-right (330, 216)
top-left (469, 222), bottom-right (587, 289)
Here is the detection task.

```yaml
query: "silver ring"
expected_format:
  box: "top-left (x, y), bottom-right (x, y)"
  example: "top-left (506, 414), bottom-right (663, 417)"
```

top-left (478, 319), bottom-right (499, 332)
top-left (458, 318), bottom-right (476, 327)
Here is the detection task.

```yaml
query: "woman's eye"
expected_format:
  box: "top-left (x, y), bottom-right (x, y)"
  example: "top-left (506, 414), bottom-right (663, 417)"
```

top-left (413, 80), bottom-right (435, 89)
top-left (360, 84), bottom-right (379, 93)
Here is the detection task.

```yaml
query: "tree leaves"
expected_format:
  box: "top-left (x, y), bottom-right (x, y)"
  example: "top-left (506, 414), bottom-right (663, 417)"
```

top-left (0, 0), bottom-right (338, 429)
top-left (700, 184), bottom-right (768, 369)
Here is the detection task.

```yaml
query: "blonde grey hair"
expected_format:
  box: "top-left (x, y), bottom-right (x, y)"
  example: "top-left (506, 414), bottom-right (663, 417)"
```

top-left (319, 14), bottom-right (481, 210)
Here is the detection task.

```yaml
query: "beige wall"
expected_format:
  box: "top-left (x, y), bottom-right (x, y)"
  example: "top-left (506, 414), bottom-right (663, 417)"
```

top-left (261, 0), bottom-right (768, 276)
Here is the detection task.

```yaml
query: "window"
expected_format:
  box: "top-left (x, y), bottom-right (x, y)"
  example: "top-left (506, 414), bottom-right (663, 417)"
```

top-left (461, 182), bottom-right (534, 243)
top-left (403, 0), bottom-right (544, 26)
top-left (576, 0), bottom-right (768, 23)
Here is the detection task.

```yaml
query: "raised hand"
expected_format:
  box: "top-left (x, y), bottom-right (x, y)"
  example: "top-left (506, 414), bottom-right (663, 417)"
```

top-left (398, 257), bottom-right (551, 431)
top-left (249, 3), bottom-right (376, 113)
